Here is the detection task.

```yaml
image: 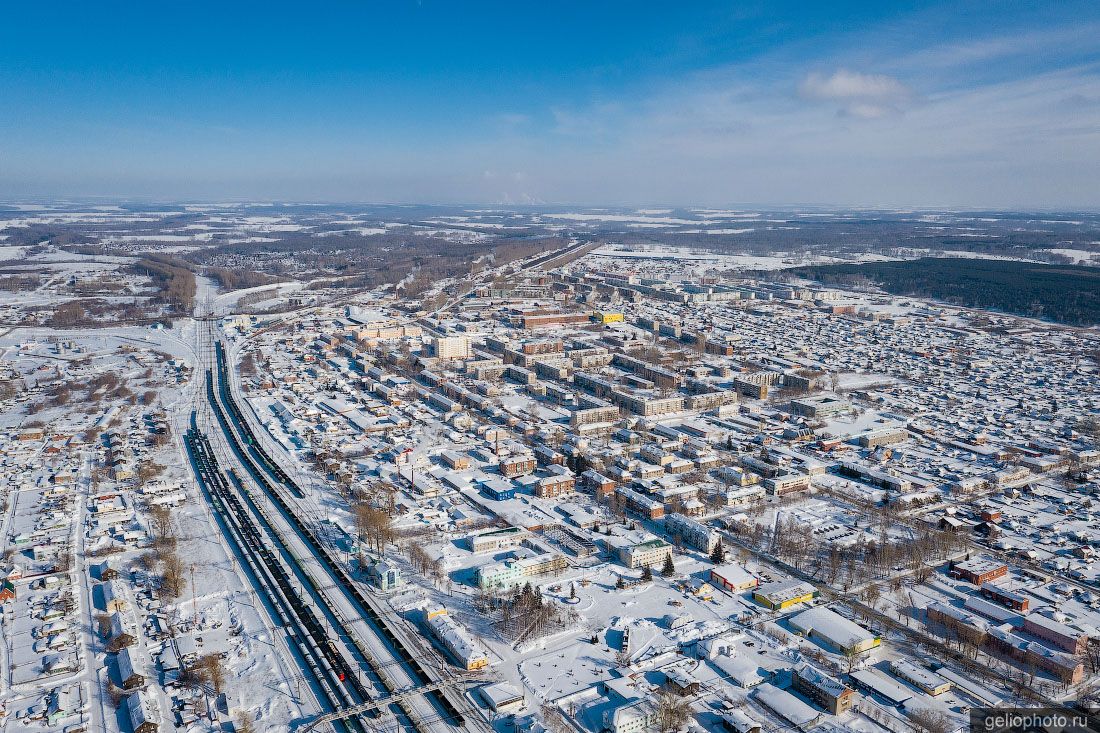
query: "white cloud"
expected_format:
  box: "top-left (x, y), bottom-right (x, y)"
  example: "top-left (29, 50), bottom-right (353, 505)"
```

top-left (465, 53), bottom-right (1100, 207)
top-left (840, 102), bottom-right (895, 119)
top-left (799, 69), bottom-right (912, 117)
top-left (799, 69), bottom-right (909, 100)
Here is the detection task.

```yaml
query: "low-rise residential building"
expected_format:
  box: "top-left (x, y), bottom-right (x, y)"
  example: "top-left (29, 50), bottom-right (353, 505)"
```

top-left (468, 526), bottom-right (529, 553)
top-left (102, 580), bottom-right (129, 613)
top-left (721, 485), bottom-right (766, 507)
top-left (615, 486), bottom-right (665, 520)
top-left (581, 469), bottom-right (616, 496)
top-left (126, 692), bottom-right (159, 733)
top-left (440, 450), bottom-right (470, 470)
top-left (664, 512), bottom-right (719, 553)
top-left (792, 663), bottom-right (856, 715)
top-left (500, 454), bottom-right (537, 478)
top-left (117, 647), bottom-right (145, 690)
top-left (536, 466), bottom-right (576, 498)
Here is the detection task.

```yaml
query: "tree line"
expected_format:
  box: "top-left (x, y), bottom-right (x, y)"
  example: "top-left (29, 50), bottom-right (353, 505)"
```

top-left (787, 257), bottom-right (1100, 326)
top-left (131, 255), bottom-right (197, 313)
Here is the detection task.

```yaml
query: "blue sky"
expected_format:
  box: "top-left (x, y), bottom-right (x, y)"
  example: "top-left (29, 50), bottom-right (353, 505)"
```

top-left (1, 1), bottom-right (1098, 207)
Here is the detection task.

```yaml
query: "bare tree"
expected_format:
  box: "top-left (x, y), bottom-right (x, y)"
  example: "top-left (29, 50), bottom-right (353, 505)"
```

top-left (149, 505), bottom-right (175, 547)
top-left (235, 712), bottom-right (257, 733)
top-left (160, 549), bottom-right (185, 598)
top-left (539, 704), bottom-right (570, 733)
top-left (1084, 639), bottom-right (1100, 675)
top-left (843, 646), bottom-right (860, 674)
top-left (654, 686), bottom-right (693, 731)
top-left (862, 582), bottom-right (882, 611)
top-left (355, 500), bottom-right (395, 553)
top-left (908, 708), bottom-right (952, 733)
top-left (199, 653), bottom-right (226, 696)
top-left (136, 461), bottom-right (166, 485)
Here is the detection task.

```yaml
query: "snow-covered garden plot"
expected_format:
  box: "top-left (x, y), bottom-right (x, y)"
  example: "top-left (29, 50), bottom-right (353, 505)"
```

top-left (0, 322), bottom-right (298, 731)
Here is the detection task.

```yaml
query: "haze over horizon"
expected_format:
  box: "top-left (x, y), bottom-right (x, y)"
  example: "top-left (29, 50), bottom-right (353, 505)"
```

top-left (2, 1), bottom-right (1098, 209)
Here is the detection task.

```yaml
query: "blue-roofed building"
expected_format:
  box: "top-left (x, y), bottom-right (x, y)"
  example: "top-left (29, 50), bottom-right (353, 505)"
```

top-left (480, 477), bottom-right (516, 501)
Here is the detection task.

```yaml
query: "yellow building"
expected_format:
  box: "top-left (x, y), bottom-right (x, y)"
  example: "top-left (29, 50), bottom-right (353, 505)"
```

top-left (425, 605), bottom-right (449, 621)
top-left (594, 311), bottom-right (624, 324)
top-left (752, 580), bottom-right (818, 610)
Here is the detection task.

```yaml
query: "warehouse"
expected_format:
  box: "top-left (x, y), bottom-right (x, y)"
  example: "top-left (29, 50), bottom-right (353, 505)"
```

top-left (788, 606), bottom-right (880, 654)
top-left (479, 681), bottom-right (524, 714)
top-left (889, 660), bottom-right (952, 696)
top-left (850, 669), bottom-right (913, 706)
top-left (709, 564), bottom-right (759, 593)
top-left (751, 580), bottom-right (817, 610)
top-left (752, 683), bottom-right (822, 729)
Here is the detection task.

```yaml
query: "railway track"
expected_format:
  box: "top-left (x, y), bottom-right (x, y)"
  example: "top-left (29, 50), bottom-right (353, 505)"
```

top-left (185, 428), bottom-right (377, 733)
top-left (210, 340), bottom-right (305, 498)
top-left (204, 327), bottom-right (479, 731)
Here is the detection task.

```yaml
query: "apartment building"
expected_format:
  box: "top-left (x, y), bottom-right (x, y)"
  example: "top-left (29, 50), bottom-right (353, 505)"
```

top-left (500, 454), bottom-right (537, 478)
top-left (618, 539), bottom-right (674, 569)
top-left (792, 664), bottom-right (855, 715)
top-left (433, 336), bottom-right (471, 360)
top-left (664, 513), bottom-right (719, 554)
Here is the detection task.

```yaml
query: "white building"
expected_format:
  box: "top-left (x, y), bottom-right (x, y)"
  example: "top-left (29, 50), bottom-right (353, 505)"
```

top-left (426, 608), bottom-right (488, 670)
top-left (433, 336), bottom-right (471, 360)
